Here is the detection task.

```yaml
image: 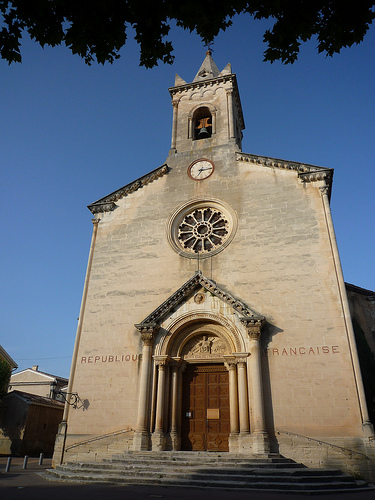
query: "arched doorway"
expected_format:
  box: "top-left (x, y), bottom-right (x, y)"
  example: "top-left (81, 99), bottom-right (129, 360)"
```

top-left (133, 276), bottom-right (270, 454)
top-left (154, 315), bottom-right (243, 452)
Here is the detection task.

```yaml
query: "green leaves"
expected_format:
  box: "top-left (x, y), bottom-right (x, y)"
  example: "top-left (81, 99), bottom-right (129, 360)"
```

top-left (0, 1), bottom-right (374, 66)
top-left (0, 359), bottom-right (11, 395)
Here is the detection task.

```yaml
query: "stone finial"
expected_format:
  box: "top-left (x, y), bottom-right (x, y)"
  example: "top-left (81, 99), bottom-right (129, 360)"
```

top-left (193, 51), bottom-right (221, 82)
top-left (174, 74), bottom-right (187, 86)
top-left (221, 63), bottom-right (232, 75)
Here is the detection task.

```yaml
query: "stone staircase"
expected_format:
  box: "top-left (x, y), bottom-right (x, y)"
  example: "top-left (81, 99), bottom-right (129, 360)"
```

top-left (45, 451), bottom-right (374, 493)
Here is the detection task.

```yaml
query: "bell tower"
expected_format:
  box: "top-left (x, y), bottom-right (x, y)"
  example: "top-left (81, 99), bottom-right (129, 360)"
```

top-left (169, 51), bottom-right (245, 154)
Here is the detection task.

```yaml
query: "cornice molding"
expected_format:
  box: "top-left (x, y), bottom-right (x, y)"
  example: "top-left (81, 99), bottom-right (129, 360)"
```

top-left (169, 73), bottom-right (235, 95)
top-left (236, 152), bottom-right (333, 199)
top-left (88, 164), bottom-right (170, 214)
top-left (136, 271), bottom-right (265, 329)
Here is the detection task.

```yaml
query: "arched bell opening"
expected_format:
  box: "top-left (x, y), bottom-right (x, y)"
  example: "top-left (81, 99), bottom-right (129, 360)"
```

top-left (192, 106), bottom-right (213, 140)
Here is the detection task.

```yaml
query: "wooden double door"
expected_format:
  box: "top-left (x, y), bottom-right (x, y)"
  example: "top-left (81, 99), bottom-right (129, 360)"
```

top-left (181, 364), bottom-right (230, 451)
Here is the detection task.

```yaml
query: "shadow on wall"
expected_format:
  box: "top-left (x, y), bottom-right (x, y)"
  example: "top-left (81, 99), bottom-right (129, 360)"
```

top-left (262, 321), bottom-right (283, 453)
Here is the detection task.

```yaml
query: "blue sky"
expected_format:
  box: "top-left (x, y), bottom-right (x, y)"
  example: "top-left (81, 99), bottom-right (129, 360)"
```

top-left (1, 16), bottom-right (374, 379)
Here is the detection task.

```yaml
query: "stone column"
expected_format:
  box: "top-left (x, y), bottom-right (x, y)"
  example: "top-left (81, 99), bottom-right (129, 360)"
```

top-left (133, 324), bottom-right (159, 451)
top-left (224, 357), bottom-right (239, 452)
top-left (226, 89), bottom-right (235, 139)
top-left (234, 354), bottom-right (250, 435)
top-left (320, 185), bottom-right (374, 437)
top-left (170, 358), bottom-right (183, 450)
top-left (242, 318), bottom-right (270, 455)
top-left (152, 355), bottom-right (170, 450)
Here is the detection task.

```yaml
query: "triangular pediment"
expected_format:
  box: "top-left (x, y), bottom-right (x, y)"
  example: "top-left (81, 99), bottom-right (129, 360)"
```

top-left (135, 271), bottom-right (265, 330)
top-left (88, 164), bottom-right (170, 214)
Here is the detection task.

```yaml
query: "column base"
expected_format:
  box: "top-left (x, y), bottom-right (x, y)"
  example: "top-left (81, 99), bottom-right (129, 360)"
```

top-left (251, 432), bottom-right (270, 455)
top-left (228, 432), bottom-right (239, 453)
top-left (362, 420), bottom-right (375, 438)
top-left (52, 420), bottom-right (67, 467)
top-left (151, 430), bottom-right (167, 451)
top-left (237, 432), bottom-right (252, 454)
top-left (170, 431), bottom-right (181, 451)
top-left (132, 430), bottom-right (151, 451)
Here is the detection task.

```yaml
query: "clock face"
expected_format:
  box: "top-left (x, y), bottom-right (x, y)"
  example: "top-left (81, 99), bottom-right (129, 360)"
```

top-left (188, 159), bottom-right (214, 180)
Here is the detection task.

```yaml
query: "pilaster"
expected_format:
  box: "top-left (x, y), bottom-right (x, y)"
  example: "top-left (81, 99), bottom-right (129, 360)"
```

top-left (241, 318), bottom-right (270, 455)
top-left (132, 323), bottom-right (159, 451)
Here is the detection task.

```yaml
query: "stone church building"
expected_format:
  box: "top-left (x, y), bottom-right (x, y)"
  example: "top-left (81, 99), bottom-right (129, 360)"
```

top-left (53, 52), bottom-right (375, 477)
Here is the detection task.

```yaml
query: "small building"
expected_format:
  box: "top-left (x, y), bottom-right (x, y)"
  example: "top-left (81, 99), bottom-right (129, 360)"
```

top-left (0, 390), bottom-right (64, 456)
top-left (9, 366), bottom-right (68, 400)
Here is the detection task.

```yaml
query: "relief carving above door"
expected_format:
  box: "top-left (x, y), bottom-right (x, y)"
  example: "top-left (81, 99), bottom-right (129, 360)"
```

top-left (182, 334), bottom-right (230, 360)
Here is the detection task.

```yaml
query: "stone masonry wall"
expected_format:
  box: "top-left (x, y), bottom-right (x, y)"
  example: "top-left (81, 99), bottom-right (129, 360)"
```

top-left (66, 144), bottom-right (364, 445)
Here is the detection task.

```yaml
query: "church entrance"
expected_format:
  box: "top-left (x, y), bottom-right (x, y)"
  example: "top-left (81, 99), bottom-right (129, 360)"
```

top-left (181, 364), bottom-right (230, 451)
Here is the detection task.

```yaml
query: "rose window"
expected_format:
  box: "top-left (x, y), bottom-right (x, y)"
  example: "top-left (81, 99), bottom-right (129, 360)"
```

top-left (178, 208), bottom-right (229, 253)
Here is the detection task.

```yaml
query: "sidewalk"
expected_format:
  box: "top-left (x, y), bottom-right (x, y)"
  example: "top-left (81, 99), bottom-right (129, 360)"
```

top-left (0, 456), bottom-right (54, 488)
top-left (1, 456), bottom-right (375, 500)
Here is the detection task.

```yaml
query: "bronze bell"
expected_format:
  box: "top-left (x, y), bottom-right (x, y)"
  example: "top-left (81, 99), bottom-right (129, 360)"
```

top-left (197, 127), bottom-right (210, 139)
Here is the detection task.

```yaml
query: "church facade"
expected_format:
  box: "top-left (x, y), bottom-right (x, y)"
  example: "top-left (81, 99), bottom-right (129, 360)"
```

top-left (53, 53), bottom-right (375, 478)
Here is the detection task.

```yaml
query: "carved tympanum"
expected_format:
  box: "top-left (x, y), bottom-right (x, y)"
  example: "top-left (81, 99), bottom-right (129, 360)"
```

top-left (182, 334), bottom-right (230, 359)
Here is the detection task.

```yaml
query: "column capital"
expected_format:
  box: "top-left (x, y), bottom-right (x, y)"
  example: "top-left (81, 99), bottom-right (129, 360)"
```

top-left (153, 355), bottom-right (170, 367)
top-left (170, 357), bottom-right (184, 371)
top-left (319, 185), bottom-right (330, 196)
top-left (91, 218), bottom-right (101, 227)
top-left (135, 323), bottom-right (159, 345)
top-left (232, 352), bottom-right (250, 365)
top-left (240, 317), bottom-right (265, 340)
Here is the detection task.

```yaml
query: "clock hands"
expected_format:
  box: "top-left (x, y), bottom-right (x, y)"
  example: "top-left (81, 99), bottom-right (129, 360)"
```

top-left (188, 159), bottom-right (214, 180)
top-left (197, 166), bottom-right (212, 175)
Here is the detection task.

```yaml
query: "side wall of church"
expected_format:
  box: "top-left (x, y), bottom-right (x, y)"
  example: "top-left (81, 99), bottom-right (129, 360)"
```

top-left (65, 147), bottom-right (364, 449)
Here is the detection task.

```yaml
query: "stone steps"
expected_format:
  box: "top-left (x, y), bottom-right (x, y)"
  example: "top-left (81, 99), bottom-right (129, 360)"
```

top-left (45, 451), bottom-right (374, 493)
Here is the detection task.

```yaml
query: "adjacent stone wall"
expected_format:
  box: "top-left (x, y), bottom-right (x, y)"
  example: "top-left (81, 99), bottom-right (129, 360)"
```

top-left (277, 433), bottom-right (375, 482)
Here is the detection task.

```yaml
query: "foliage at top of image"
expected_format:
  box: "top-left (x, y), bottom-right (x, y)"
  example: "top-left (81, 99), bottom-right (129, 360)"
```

top-left (0, 1), bottom-right (374, 67)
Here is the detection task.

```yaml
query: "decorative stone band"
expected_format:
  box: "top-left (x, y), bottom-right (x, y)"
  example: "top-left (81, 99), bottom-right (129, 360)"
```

top-left (87, 164), bottom-right (170, 214)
